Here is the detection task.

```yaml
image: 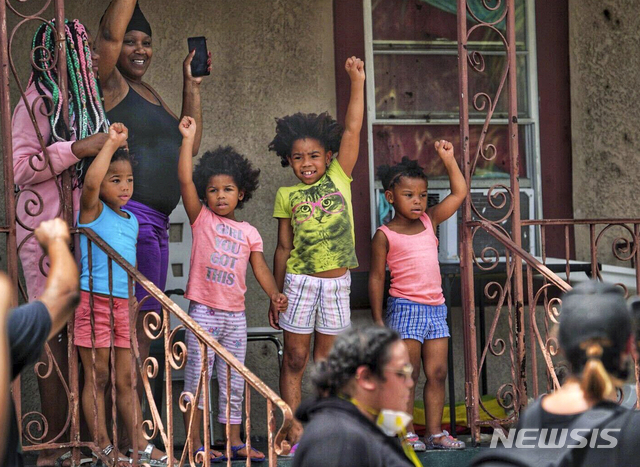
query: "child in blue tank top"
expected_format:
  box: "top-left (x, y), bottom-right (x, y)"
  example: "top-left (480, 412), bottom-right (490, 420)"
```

top-left (75, 123), bottom-right (169, 465)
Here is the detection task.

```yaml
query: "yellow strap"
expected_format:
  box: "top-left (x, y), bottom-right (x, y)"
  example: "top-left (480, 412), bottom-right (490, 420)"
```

top-left (399, 429), bottom-right (424, 467)
top-left (345, 396), bottom-right (380, 417)
top-left (342, 396), bottom-right (422, 466)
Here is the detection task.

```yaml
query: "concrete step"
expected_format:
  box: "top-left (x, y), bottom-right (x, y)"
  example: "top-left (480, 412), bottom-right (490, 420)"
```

top-left (24, 444), bottom-right (482, 466)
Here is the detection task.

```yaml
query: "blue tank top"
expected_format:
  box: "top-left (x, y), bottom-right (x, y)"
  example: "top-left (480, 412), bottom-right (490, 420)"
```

top-left (106, 84), bottom-right (181, 216)
top-left (78, 202), bottom-right (139, 298)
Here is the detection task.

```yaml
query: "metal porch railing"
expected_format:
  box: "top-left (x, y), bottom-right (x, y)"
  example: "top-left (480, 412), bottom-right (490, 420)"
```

top-left (456, 0), bottom-right (640, 442)
top-left (0, 1), bottom-right (292, 465)
top-left (74, 227), bottom-right (292, 466)
top-left (2, 0), bottom-right (640, 458)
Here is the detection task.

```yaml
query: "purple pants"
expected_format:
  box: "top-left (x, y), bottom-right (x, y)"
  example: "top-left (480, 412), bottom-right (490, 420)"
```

top-left (125, 200), bottom-right (169, 311)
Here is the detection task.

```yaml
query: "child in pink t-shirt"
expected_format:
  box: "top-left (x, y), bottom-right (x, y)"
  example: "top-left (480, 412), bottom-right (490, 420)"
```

top-left (177, 117), bottom-right (287, 463)
top-left (369, 141), bottom-right (467, 451)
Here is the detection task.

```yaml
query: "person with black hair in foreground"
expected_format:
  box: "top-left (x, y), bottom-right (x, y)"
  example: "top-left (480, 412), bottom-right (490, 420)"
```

top-left (3, 219), bottom-right (83, 467)
top-left (470, 281), bottom-right (640, 467)
top-left (293, 326), bottom-right (421, 467)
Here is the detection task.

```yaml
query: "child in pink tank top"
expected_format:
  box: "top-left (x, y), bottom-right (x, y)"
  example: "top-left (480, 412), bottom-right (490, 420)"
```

top-left (177, 117), bottom-right (287, 463)
top-left (369, 141), bottom-right (467, 451)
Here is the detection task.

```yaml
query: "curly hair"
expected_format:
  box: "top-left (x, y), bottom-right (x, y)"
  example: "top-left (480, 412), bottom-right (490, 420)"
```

top-left (376, 157), bottom-right (429, 191)
top-left (111, 147), bottom-right (133, 166)
top-left (192, 146), bottom-right (260, 209)
top-left (311, 326), bottom-right (400, 397)
top-left (268, 112), bottom-right (343, 167)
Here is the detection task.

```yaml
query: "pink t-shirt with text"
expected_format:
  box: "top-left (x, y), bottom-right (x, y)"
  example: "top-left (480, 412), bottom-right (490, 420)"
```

top-left (184, 207), bottom-right (263, 312)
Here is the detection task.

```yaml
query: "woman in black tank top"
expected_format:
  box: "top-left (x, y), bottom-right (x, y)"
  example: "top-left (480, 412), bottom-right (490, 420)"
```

top-left (96, 2), bottom-right (210, 463)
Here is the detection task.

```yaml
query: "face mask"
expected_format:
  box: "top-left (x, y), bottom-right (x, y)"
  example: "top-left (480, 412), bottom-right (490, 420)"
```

top-left (375, 409), bottom-right (413, 437)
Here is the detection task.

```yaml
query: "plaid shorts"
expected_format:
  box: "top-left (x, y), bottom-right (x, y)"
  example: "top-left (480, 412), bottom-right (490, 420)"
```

top-left (385, 297), bottom-right (450, 343)
top-left (279, 271), bottom-right (351, 335)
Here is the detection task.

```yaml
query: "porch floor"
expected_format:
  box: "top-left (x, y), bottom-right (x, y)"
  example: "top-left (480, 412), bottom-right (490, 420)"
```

top-left (23, 444), bottom-right (482, 466)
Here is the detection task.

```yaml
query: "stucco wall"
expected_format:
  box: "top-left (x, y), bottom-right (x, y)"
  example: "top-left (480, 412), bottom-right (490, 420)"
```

top-left (4, 0), bottom-right (336, 443)
top-left (569, 0), bottom-right (640, 263)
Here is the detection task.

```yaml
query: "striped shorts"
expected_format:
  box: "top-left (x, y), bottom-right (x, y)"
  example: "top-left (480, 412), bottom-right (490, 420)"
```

top-left (182, 301), bottom-right (247, 423)
top-left (385, 297), bottom-right (450, 343)
top-left (279, 271), bottom-right (351, 335)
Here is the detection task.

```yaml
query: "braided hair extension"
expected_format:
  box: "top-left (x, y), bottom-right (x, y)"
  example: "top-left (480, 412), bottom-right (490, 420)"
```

top-left (376, 157), bottom-right (429, 192)
top-left (28, 19), bottom-right (109, 184)
top-left (311, 326), bottom-right (400, 397)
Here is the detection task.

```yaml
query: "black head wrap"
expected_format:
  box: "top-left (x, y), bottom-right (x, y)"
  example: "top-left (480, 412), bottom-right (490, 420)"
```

top-left (126, 2), bottom-right (152, 36)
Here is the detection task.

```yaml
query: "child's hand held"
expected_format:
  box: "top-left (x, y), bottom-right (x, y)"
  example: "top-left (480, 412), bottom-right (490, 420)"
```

top-left (271, 292), bottom-right (288, 312)
top-left (277, 293), bottom-right (288, 312)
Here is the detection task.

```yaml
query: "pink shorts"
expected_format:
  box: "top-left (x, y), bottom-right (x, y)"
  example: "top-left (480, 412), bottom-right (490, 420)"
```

top-left (74, 291), bottom-right (131, 348)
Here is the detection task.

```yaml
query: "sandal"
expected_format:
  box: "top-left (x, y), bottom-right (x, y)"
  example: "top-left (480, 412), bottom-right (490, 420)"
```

top-left (425, 430), bottom-right (466, 450)
top-left (194, 446), bottom-right (226, 463)
top-left (230, 443), bottom-right (266, 462)
top-left (54, 450), bottom-right (93, 466)
top-left (403, 432), bottom-right (426, 452)
top-left (130, 443), bottom-right (175, 466)
top-left (93, 444), bottom-right (132, 466)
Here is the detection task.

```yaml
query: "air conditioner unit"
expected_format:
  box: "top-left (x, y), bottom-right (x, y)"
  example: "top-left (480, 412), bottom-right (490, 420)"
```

top-left (374, 186), bottom-right (536, 264)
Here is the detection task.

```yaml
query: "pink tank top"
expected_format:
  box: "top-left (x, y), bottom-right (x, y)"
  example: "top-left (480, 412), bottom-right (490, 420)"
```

top-left (378, 212), bottom-right (444, 305)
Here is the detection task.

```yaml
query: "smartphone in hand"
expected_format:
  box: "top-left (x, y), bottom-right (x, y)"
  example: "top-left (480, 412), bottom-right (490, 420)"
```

top-left (187, 36), bottom-right (210, 77)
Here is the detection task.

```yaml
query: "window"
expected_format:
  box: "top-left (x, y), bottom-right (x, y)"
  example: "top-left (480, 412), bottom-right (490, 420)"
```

top-left (364, 0), bottom-right (541, 234)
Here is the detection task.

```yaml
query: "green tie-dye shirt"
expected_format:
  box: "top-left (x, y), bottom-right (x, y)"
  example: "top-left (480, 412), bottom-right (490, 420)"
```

top-left (273, 160), bottom-right (358, 275)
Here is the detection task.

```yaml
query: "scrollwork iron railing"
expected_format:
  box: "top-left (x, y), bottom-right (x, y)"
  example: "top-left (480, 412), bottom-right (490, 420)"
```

top-left (73, 228), bottom-right (292, 467)
top-left (0, 2), bottom-right (292, 465)
top-left (456, 0), bottom-right (640, 442)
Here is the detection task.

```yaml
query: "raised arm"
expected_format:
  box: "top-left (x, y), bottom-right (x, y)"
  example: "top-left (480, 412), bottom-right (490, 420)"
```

top-left (369, 229), bottom-right (388, 326)
top-left (181, 51), bottom-right (211, 156)
top-left (177, 116), bottom-right (202, 224)
top-left (79, 123), bottom-right (128, 223)
top-left (427, 140), bottom-right (467, 228)
top-left (34, 219), bottom-right (80, 339)
top-left (336, 56), bottom-right (366, 177)
top-left (96, 0), bottom-right (137, 87)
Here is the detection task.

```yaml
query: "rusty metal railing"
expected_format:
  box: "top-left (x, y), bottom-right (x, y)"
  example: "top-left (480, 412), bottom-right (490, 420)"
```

top-left (72, 227), bottom-right (292, 467)
top-left (0, 2), bottom-right (292, 465)
top-left (463, 218), bottom-right (640, 439)
top-left (13, 226), bottom-right (292, 466)
top-left (457, 0), bottom-right (526, 440)
top-left (456, 0), bottom-right (640, 442)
